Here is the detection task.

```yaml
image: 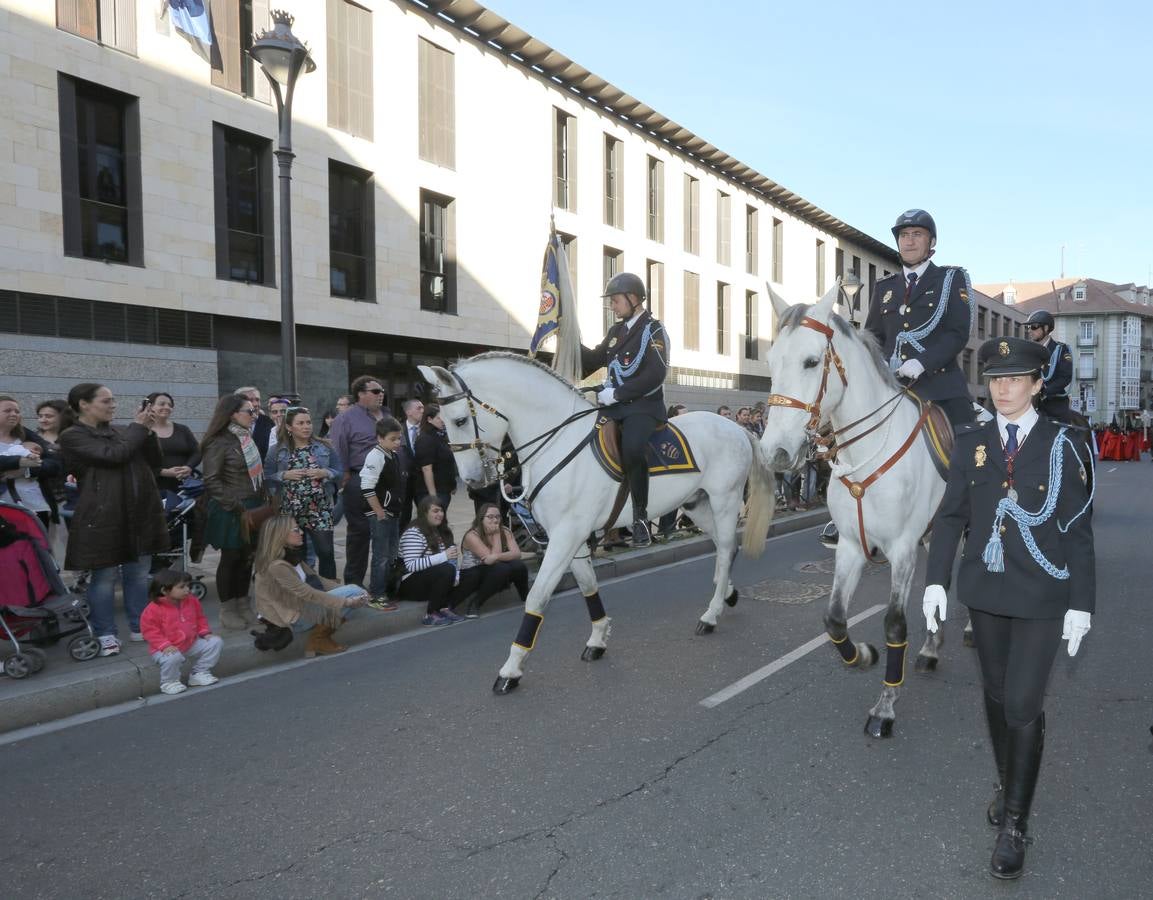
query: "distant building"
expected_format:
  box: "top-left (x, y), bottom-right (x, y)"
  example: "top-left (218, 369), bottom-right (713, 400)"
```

top-left (979, 278), bottom-right (1153, 423)
top-left (965, 287), bottom-right (1030, 404)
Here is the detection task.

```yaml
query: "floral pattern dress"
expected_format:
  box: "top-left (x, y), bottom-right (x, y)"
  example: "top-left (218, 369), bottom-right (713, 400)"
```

top-left (280, 445), bottom-right (334, 533)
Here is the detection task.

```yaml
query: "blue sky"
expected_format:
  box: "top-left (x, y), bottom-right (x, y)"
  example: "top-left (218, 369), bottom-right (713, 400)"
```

top-left (486, 0), bottom-right (1152, 287)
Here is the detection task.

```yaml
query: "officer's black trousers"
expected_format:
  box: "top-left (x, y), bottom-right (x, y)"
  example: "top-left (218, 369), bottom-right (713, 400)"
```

top-left (620, 414), bottom-right (660, 515)
top-left (969, 609), bottom-right (1063, 728)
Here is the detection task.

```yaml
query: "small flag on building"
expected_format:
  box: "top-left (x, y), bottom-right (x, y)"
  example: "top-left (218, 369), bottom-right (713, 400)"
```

top-left (168, 0), bottom-right (215, 63)
top-left (530, 224), bottom-right (581, 384)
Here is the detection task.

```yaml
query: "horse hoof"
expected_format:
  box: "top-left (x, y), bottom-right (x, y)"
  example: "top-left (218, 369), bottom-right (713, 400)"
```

top-left (492, 676), bottom-right (520, 694)
top-left (914, 655), bottom-right (938, 674)
top-left (695, 621), bottom-right (715, 635)
top-left (963, 630), bottom-right (975, 648)
top-left (581, 646), bottom-right (606, 661)
top-left (724, 589), bottom-right (739, 608)
top-left (864, 715), bottom-right (894, 738)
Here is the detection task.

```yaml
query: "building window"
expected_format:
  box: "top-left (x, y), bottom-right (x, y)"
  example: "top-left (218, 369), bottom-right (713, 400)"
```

top-left (745, 206), bottom-right (758, 275)
top-left (328, 161), bottom-right (374, 301)
top-left (57, 0), bottom-right (136, 54)
top-left (1073, 285), bottom-right (1086, 301)
top-left (418, 38), bottom-right (455, 166)
top-left (213, 124), bottom-right (274, 284)
top-left (553, 109), bottom-right (576, 210)
top-left (716, 282), bottom-right (730, 355)
top-left (209, 0), bottom-right (269, 101)
top-left (771, 217), bottom-right (783, 283)
top-left (868, 263), bottom-right (877, 302)
top-left (329, 0), bottom-right (374, 140)
top-left (1003, 317), bottom-right (1011, 336)
top-left (990, 312), bottom-right (1000, 337)
top-left (1122, 314), bottom-right (1141, 345)
top-left (1122, 346), bottom-right (1140, 379)
top-left (602, 247), bottom-right (622, 335)
top-left (646, 156), bottom-right (664, 242)
top-left (815, 239), bottom-right (826, 295)
top-left (834, 247), bottom-right (844, 282)
top-left (683, 271), bottom-right (700, 351)
top-left (1013, 321), bottom-right (1021, 338)
top-left (1121, 380), bottom-right (1139, 409)
top-left (977, 308), bottom-right (987, 339)
top-left (744, 290), bottom-right (759, 361)
top-left (683, 175), bottom-right (699, 255)
top-left (646, 260), bottom-right (664, 320)
top-left (58, 75), bottom-right (143, 266)
top-left (603, 135), bottom-right (623, 228)
top-left (1078, 351), bottom-right (1094, 379)
top-left (1079, 320), bottom-right (1096, 346)
top-left (716, 192), bottom-right (731, 265)
top-left (420, 190), bottom-right (455, 312)
top-left (1078, 382), bottom-right (1096, 413)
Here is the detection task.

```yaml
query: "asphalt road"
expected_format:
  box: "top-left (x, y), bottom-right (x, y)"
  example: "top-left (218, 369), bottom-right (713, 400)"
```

top-left (4, 462), bottom-right (1152, 899)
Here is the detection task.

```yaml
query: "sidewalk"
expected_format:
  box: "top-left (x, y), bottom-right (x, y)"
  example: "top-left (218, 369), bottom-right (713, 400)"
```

top-left (0, 504), bottom-right (826, 735)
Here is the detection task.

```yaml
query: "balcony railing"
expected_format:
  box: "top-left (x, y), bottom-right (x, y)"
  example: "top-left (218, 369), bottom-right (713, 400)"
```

top-left (1077, 367), bottom-right (1097, 380)
top-left (1077, 335), bottom-right (1098, 347)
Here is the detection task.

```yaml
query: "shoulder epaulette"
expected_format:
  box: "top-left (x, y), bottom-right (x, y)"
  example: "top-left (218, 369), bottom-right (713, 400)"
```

top-left (954, 422), bottom-right (985, 439)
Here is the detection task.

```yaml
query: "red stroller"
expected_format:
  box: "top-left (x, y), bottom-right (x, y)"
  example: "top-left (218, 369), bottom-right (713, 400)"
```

top-left (0, 502), bottom-right (100, 678)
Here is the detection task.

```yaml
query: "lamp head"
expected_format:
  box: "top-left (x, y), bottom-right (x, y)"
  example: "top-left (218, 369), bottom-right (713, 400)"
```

top-left (250, 9), bottom-right (316, 89)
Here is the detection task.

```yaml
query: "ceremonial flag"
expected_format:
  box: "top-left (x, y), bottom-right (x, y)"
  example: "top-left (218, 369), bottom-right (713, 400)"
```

top-left (530, 227), bottom-right (581, 384)
top-left (168, 0), bottom-right (215, 63)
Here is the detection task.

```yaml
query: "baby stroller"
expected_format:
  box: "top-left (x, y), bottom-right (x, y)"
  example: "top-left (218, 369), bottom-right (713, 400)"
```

top-left (154, 475), bottom-right (208, 600)
top-left (0, 501), bottom-right (100, 678)
top-left (507, 498), bottom-right (549, 553)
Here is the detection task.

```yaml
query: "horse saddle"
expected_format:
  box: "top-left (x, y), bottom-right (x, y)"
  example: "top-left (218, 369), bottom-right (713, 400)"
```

top-left (914, 392), bottom-right (955, 481)
top-left (591, 415), bottom-right (699, 482)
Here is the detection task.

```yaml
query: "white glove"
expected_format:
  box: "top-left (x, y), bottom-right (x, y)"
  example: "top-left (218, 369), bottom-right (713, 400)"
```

top-left (596, 388), bottom-right (617, 406)
top-left (922, 584), bottom-right (947, 633)
top-left (896, 359), bottom-right (925, 381)
top-left (1062, 609), bottom-right (1091, 657)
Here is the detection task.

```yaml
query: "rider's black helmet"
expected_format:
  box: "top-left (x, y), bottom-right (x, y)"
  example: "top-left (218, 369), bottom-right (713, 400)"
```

top-left (601, 272), bottom-right (647, 302)
top-left (1025, 309), bottom-right (1055, 330)
top-left (891, 209), bottom-right (937, 241)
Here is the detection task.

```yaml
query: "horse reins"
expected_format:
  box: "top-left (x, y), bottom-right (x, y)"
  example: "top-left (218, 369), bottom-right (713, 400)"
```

top-left (765, 316), bottom-right (846, 438)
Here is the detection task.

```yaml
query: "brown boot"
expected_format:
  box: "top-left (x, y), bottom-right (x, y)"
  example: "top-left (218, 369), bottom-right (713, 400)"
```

top-left (304, 623), bottom-right (347, 658)
top-left (219, 600), bottom-right (248, 630)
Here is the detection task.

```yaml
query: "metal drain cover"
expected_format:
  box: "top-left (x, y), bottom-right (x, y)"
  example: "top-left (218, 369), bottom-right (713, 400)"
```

top-left (743, 579), bottom-right (828, 605)
top-left (794, 559), bottom-right (836, 575)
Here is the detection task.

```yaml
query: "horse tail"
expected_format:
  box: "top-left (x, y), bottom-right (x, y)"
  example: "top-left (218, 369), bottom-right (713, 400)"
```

top-left (741, 429), bottom-right (775, 558)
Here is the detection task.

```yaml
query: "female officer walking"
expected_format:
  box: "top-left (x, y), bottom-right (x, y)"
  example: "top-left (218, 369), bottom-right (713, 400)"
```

top-left (922, 336), bottom-right (1095, 880)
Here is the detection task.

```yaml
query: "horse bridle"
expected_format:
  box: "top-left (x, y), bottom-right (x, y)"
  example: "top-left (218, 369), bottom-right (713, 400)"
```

top-left (765, 316), bottom-right (847, 439)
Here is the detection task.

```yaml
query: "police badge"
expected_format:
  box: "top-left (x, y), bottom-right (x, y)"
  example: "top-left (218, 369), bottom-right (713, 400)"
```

top-left (608, 337), bottom-right (618, 348)
top-left (998, 341), bottom-right (1010, 356)
top-left (882, 290), bottom-right (893, 303)
top-left (975, 444), bottom-right (987, 467)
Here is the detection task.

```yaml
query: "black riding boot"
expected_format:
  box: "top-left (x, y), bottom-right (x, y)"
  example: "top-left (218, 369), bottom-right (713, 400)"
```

top-left (990, 713), bottom-right (1045, 880)
top-left (631, 510), bottom-right (652, 547)
top-left (984, 692), bottom-right (1009, 828)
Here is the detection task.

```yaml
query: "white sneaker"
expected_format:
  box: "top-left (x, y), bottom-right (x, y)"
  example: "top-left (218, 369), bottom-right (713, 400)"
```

top-left (160, 681), bottom-right (186, 695)
top-left (99, 636), bottom-right (121, 657)
top-left (129, 631), bottom-right (145, 642)
top-left (188, 672), bottom-right (219, 687)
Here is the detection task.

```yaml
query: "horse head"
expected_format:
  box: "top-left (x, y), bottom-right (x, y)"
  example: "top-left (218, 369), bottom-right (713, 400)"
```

top-left (417, 363), bottom-right (508, 489)
top-left (761, 282), bottom-right (847, 470)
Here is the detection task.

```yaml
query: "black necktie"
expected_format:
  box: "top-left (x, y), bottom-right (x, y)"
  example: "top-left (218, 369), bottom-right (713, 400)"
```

top-left (1005, 423), bottom-right (1019, 458)
top-left (905, 272), bottom-right (918, 298)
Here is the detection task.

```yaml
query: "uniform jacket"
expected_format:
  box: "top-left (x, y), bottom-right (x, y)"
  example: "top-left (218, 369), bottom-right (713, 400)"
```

top-left (926, 417), bottom-right (1095, 618)
top-left (140, 595), bottom-right (211, 654)
top-left (59, 422), bottom-right (170, 570)
top-left (1039, 339), bottom-right (1073, 400)
top-left (580, 309), bottom-right (669, 421)
top-left (865, 262), bottom-right (972, 404)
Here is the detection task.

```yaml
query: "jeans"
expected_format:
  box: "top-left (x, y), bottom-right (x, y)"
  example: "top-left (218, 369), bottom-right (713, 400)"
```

top-left (368, 516), bottom-right (400, 597)
top-left (87, 555), bottom-right (151, 638)
top-left (305, 528), bottom-right (336, 580)
top-left (151, 635), bottom-right (223, 684)
top-left (290, 584), bottom-right (367, 633)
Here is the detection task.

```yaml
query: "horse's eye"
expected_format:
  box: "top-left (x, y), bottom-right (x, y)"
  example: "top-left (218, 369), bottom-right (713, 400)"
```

top-left (453, 418), bottom-right (467, 428)
top-left (803, 356), bottom-right (820, 369)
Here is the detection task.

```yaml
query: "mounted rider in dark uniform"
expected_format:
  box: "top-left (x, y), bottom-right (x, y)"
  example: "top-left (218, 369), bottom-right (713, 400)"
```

top-left (1024, 310), bottom-right (1073, 420)
top-left (580, 272), bottom-right (669, 547)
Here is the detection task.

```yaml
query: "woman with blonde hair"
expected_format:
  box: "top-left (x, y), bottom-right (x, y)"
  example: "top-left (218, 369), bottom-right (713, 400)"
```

top-left (253, 515), bottom-right (369, 657)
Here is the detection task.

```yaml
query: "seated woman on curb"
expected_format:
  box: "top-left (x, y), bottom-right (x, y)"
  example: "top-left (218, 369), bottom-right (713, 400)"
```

top-left (397, 495), bottom-right (465, 627)
top-left (253, 515), bottom-right (369, 657)
top-left (456, 502), bottom-right (529, 618)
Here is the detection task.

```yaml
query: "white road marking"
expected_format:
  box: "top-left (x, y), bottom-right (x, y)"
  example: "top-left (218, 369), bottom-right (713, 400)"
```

top-left (699, 603), bottom-right (886, 708)
top-left (1107, 467), bottom-right (1117, 473)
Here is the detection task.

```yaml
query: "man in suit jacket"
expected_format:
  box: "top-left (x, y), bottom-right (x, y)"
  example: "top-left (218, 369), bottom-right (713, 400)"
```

top-left (234, 386), bottom-right (275, 459)
top-left (923, 336), bottom-right (1094, 880)
top-left (580, 272), bottom-right (669, 546)
top-left (865, 208), bottom-right (975, 427)
top-left (397, 398), bottom-right (423, 532)
top-left (1025, 309), bottom-right (1073, 420)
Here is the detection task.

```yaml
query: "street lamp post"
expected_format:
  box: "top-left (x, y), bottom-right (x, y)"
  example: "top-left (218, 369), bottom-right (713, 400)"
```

top-left (250, 10), bottom-right (315, 397)
top-left (841, 270), bottom-right (863, 327)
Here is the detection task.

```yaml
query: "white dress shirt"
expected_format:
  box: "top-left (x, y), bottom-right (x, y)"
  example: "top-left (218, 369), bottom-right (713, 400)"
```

top-left (996, 406), bottom-right (1039, 449)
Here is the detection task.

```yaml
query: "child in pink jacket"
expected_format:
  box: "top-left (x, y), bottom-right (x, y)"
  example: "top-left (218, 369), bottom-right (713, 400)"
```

top-left (140, 570), bottom-right (223, 695)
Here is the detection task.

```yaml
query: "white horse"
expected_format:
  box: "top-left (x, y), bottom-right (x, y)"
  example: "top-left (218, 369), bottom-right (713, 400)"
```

top-left (760, 284), bottom-right (952, 738)
top-left (418, 353), bottom-right (775, 693)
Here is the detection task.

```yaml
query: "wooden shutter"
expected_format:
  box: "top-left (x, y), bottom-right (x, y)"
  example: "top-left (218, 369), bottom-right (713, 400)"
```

top-left (210, 0), bottom-right (242, 94)
top-left (419, 39), bottom-right (454, 167)
top-left (327, 0), bottom-right (348, 132)
top-left (250, 0), bottom-right (271, 103)
top-left (99, 0), bottom-right (137, 54)
top-left (57, 0), bottom-right (98, 41)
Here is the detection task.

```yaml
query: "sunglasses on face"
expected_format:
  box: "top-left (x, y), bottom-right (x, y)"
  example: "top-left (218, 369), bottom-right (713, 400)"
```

top-left (238, 407), bottom-right (256, 415)
top-left (363, 388), bottom-right (384, 395)
top-left (1027, 325), bottom-right (1043, 330)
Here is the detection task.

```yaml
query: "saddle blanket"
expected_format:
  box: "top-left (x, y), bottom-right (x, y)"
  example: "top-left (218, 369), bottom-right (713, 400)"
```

top-left (591, 415), bottom-right (699, 482)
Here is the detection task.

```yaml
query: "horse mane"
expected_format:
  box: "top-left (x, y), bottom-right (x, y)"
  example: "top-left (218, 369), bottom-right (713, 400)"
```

top-left (779, 304), bottom-right (899, 390)
top-left (458, 351), bottom-right (587, 399)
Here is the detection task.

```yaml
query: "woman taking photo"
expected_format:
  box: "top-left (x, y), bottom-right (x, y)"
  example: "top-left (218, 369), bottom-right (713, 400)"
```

top-left (413, 403), bottom-right (457, 512)
top-left (456, 503), bottom-right (529, 618)
top-left (924, 337), bottom-right (1095, 881)
top-left (1, 395), bottom-right (62, 529)
top-left (397, 495), bottom-right (464, 626)
top-left (264, 407), bottom-right (341, 579)
top-left (146, 391), bottom-right (201, 493)
top-left (253, 515), bottom-right (369, 657)
top-left (58, 384), bottom-right (169, 656)
top-left (201, 394), bottom-right (267, 630)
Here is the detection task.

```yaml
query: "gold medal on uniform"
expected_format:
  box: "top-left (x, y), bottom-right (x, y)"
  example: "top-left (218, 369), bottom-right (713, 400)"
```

top-left (608, 337), bottom-right (618, 348)
top-left (974, 444), bottom-right (987, 467)
top-left (1007, 488), bottom-right (1018, 503)
top-left (882, 290), bottom-right (892, 304)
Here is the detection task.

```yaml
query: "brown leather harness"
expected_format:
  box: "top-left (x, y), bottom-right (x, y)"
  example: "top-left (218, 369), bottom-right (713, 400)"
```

top-left (766, 315), bottom-right (937, 558)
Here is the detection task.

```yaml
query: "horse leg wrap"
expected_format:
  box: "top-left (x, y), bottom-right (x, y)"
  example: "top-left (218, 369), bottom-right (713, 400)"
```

top-left (584, 592), bottom-right (606, 622)
top-left (831, 634), bottom-right (859, 665)
top-left (883, 641), bottom-right (908, 687)
top-left (514, 611), bottom-right (544, 650)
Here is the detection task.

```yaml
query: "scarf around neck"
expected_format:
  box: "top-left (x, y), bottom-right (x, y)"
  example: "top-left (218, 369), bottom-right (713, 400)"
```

top-left (228, 422), bottom-right (263, 490)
